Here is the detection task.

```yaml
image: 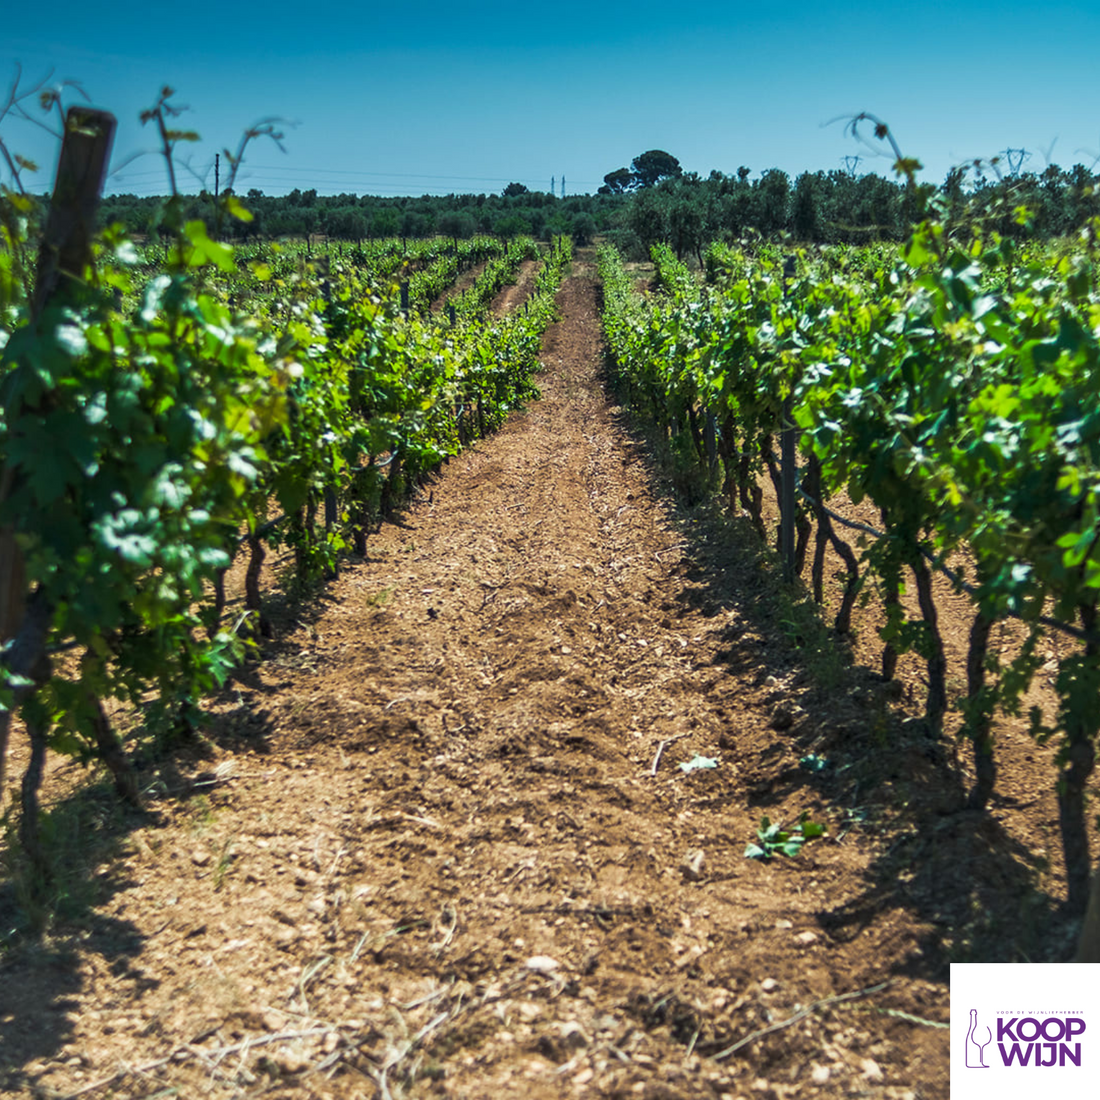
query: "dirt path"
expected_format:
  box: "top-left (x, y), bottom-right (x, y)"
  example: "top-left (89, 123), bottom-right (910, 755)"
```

top-left (430, 259), bottom-right (489, 314)
top-left (490, 258), bottom-right (539, 316)
top-left (0, 262), bottom-right (953, 1098)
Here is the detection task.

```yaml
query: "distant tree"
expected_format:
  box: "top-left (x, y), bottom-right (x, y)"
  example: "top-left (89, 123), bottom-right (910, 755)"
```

top-left (369, 206), bottom-right (401, 238)
top-left (571, 212), bottom-right (598, 246)
top-left (754, 169), bottom-right (791, 233)
top-left (628, 189), bottom-right (667, 251)
top-left (438, 211), bottom-right (476, 239)
top-left (324, 207), bottom-right (368, 239)
top-left (601, 168), bottom-right (634, 195)
top-left (791, 172), bottom-right (822, 239)
top-left (503, 182), bottom-right (529, 197)
top-left (494, 213), bottom-right (532, 238)
top-left (632, 150), bottom-right (682, 189)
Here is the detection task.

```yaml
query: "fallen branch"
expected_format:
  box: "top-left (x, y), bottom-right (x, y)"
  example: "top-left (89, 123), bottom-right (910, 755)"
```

top-left (711, 980), bottom-right (895, 1061)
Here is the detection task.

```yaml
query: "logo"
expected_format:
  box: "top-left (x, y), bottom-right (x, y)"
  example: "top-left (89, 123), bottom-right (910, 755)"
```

top-left (993, 1013), bottom-right (1085, 1067)
top-left (964, 1006), bottom-right (1085, 1068)
top-left (965, 1008), bottom-right (991, 1068)
top-left (952, 965), bottom-right (1099, 1099)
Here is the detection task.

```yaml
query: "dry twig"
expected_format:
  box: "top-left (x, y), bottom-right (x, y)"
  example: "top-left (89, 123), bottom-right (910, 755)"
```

top-left (712, 980), bottom-right (895, 1061)
top-left (650, 733), bottom-right (690, 776)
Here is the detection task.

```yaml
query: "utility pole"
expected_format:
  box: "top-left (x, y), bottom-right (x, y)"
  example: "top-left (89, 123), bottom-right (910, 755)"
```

top-left (561, 176), bottom-right (565, 198)
top-left (551, 176), bottom-right (555, 196)
top-left (214, 152), bottom-right (220, 199)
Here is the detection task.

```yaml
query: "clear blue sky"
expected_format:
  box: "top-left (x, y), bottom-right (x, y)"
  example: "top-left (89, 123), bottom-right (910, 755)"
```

top-left (4, 0), bottom-right (1099, 197)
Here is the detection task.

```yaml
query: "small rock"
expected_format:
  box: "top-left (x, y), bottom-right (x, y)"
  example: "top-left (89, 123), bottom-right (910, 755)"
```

top-left (760, 978), bottom-right (779, 993)
top-left (276, 1049), bottom-right (311, 1074)
top-left (525, 955), bottom-right (560, 974)
top-left (323, 1032), bottom-right (339, 1054)
top-left (770, 706), bottom-right (795, 731)
top-left (573, 1068), bottom-right (594, 1086)
top-left (560, 645), bottom-right (572, 655)
top-left (861, 1058), bottom-right (884, 1081)
top-left (263, 1010), bottom-right (286, 1031)
top-left (795, 931), bottom-right (818, 946)
top-left (559, 1022), bottom-right (589, 1049)
top-left (191, 849), bottom-right (210, 867)
top-left (810, 1063), bottom-right (830, 1084)
top-left (775, 919), bottom-right (793, 930)
top-left (681, 849), bottom-right (706, 882)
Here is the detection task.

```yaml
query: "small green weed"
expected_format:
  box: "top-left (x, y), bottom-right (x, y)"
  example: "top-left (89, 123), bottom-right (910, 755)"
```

top-left (212, 837), bottom-right (235, 892)
top-left (364, 585), bottom-right (396, 608)
top-left (744, 812), bottom-right (826, 860)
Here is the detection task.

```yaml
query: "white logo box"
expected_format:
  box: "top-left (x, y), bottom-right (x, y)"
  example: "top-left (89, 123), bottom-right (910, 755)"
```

top-left (951, 963), bottom-right (1100, 1099)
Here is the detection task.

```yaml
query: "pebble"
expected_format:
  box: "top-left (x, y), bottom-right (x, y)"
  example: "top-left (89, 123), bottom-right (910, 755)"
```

top-left (191, 849), bottom-right (210, 867)
top-left (559, 1022), bottom-right (589, 1049)
top-left (861, 1058), bottom-right (884, 1081)
top-left (277, 1049), bottom-right (311, 1074)
top-left (680, 849), bottom-right (706, 882)
top-left (525, 955), bottom-right (560, 974)
top-left (810, 1063), bottom-right (830, 1084)
top-left (760, 978), bottom-right (779, 992)
top-left (796, 931), bottom-right (819, 945)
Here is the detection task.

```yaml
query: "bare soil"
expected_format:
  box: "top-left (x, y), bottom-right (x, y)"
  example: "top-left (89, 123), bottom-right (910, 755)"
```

top-left (0, 253), bottom-right (1081, 1100)
top-left (490, 260), bottom-right (540, 316)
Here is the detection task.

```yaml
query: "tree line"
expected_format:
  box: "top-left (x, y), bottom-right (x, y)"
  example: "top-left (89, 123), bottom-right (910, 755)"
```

top-left (97, 187), bottom-right (616, 245)
top-left (89, 157), bottom-right (1100, 259)
top-left (615, 160), bottom-right (1100, 264)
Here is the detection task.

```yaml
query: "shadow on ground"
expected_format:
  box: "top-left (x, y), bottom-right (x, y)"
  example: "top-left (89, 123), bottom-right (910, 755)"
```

top-left (599, 360), bottom-right (1075, 974)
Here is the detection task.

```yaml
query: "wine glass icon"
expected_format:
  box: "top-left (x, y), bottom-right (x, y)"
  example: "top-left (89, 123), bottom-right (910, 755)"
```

top-left (966, 1008), bottom-right (992, 1068)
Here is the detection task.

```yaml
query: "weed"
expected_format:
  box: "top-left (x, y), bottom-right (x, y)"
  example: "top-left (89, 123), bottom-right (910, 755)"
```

top-left (212, 837), bottom-right (235, 892)
top-left (744, 812), bottom-right (826, 860)
top-left (188, 795), bottom-right (215, 833)
top-left (773, 586), bottom-right (848, 689)
top-left (365, 586), bottom-right (396, 609)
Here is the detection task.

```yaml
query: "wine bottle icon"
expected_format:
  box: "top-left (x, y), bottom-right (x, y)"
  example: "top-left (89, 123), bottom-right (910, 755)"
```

top-left (965, 1008), bottom-right (992, 1068)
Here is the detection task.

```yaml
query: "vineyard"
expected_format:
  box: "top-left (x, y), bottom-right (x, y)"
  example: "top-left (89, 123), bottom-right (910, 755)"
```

top-left (599, 227), bottom-right (1100, 914)
top-left (1, 105), bottom-right (1099, 1099)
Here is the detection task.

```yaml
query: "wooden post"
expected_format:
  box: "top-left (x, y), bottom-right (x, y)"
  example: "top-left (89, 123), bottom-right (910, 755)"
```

top-left (780, 255), bottom-right (798, 584)
top-left (31, 107), bottom-right (117, 320)
top-left (0, 106), bottom-right (115, 822)
top-left (448, 304), bottom-right (456, 326)
top-left (780, 397), bottom-right (796, 583)
top-left (3, 107), bottom-right (115, 641)
top-left (400, 280), bottom-right (410, 315)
